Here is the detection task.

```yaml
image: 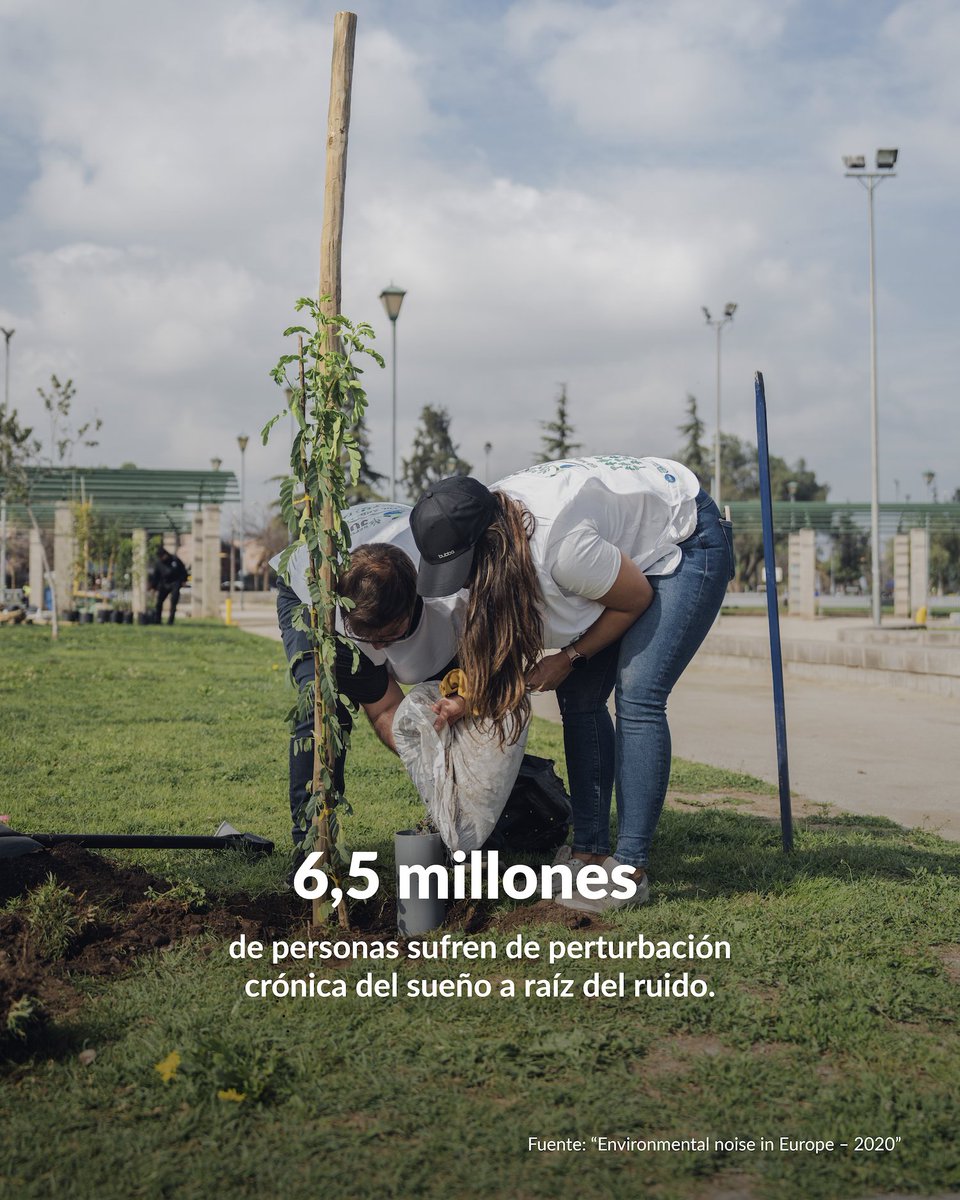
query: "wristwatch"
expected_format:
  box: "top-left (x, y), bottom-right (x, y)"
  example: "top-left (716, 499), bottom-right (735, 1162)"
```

top-left (562, 641), bottom-right (588, 670)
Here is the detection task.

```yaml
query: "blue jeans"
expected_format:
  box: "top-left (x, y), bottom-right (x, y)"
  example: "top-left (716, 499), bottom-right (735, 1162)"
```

top-left (555, 491), bottom-right (734, 868)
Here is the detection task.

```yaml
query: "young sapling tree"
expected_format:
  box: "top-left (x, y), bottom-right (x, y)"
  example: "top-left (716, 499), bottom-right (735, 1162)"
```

top-left (264, 297), bottom-right (382, 926)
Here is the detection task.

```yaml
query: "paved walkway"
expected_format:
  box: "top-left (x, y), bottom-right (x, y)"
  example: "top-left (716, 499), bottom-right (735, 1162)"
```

top-left (228, 597), bottom-right (959, 839)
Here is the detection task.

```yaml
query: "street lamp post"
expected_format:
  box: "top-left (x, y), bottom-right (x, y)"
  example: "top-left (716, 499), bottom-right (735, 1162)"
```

top-left (701, 303), bottom-right (737, 508)
top-left (843, 148), bottom-right (898, 627)
top-left (379, 284), bottom-right (406, 501)
top-left (484, 442), bottom-right (492, 484)
top-left (0, 328), bottom-right (13, 605)
top-left (237, 434), bottom-right (248, 609)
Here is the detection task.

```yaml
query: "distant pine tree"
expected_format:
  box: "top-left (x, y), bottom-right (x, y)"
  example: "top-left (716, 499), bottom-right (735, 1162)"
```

top-left (676, 394), bottom-right (708, 483)
top-left (344, 408), bottom-right (386, 504)
top-left (401, 405), bottom-right (472, 500)
top-left (537, 384), bottom-right (582, 461)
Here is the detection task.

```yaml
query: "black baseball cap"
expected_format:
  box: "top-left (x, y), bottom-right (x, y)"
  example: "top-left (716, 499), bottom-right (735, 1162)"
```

top-left (410, 476), bottom-right (498, 597)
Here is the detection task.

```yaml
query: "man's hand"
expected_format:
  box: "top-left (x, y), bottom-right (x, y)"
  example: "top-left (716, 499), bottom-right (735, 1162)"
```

top-left (431, 693), bottom-right (466, 733)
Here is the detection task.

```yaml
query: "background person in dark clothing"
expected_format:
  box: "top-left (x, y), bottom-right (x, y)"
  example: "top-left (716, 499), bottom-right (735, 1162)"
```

top-left (152, 547), bottom-right (188, 625)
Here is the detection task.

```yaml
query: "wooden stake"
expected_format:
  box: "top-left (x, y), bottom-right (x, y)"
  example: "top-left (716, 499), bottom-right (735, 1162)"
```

top-left (319, 11), bottom-right (356, 328)
top-left (313, 11), bottom-right (356, 931)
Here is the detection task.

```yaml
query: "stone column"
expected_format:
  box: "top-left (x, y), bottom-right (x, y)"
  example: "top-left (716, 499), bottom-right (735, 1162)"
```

top-left (131, 528), bottom-right (148, 616)
top-left (53, 502), bottom-right (76, 615)
top-left (893, 533), bottom-right (910, 619)
top-left (909, 527), bottom-right (929, 620)
top-left (202, 504), bottom-right (221, 618)
top-left (190, 512), bottom-right (204, 619)
top-left (29, 526), bottom-right (46, 611)
top-left (787, 533), bottom-right (800, 612)
top-left (787, 529), bottom-right (816, 617)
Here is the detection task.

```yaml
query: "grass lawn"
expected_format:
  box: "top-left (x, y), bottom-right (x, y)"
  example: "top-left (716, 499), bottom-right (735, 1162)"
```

top-left (1, 623), bottom-right (958, 1200)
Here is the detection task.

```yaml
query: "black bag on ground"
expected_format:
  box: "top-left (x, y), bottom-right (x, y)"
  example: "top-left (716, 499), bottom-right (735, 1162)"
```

top-left (482, 754), bottom-right (572, 853)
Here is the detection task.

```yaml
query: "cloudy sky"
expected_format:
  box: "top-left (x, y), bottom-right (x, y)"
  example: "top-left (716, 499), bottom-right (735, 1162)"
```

top-left (1, 0), bottom-right (957, 521)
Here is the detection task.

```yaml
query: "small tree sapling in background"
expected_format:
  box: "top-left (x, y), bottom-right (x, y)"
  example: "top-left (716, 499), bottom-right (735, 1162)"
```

top-left (0, 375), bottom-right (101, 640)
top-left (264, 297), bottom-right (382, 927)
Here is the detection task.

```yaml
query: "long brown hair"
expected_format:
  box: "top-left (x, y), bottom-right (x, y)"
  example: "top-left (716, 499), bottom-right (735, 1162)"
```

top-left (459, 492), bottom-right (543, 745)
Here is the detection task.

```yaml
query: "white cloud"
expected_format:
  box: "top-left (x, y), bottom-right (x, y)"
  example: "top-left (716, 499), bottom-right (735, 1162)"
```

top-left (0, 0), bottom-right (957, 514)
top-left (505, 0), bottom-right (793, 143)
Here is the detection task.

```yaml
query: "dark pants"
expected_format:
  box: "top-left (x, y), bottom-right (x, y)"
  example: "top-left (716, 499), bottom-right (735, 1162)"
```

top-left (277, 584), bottom-right (352, 846)
top-left (155, 584), bottom-right (181, 625)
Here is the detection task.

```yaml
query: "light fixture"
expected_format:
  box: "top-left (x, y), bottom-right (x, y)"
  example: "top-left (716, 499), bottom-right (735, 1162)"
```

top-left (723, 302), bottom-right (737, 318)
top-left (876, 148), bottom-right (898, 169)
top-left (842, 154), bottom-right (866, 170)
top-left (379, 283), bottom-right (406, 323)
top-left (210, 457), bottom-right (222, 471)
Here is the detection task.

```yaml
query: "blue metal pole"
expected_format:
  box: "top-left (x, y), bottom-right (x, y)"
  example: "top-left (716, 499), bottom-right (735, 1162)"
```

top-left (755, 372), bottom-right (793, 852)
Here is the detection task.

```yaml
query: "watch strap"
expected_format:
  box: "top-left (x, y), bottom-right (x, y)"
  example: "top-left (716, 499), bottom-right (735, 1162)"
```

top-left (563, 642), bottom-right (587, 667)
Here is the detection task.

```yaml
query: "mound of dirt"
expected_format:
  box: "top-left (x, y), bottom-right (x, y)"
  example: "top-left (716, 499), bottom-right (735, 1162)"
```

top-left (1, 844), bottom-right (304, 1052)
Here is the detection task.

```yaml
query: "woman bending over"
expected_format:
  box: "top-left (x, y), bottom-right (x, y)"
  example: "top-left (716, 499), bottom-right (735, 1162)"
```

top-left (410, 456), bottom-right (734, 913)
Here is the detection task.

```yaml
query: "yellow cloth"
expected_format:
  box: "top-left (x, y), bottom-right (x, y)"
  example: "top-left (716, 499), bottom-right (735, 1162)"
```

top-left (439, 668), bottom-right (468, 700)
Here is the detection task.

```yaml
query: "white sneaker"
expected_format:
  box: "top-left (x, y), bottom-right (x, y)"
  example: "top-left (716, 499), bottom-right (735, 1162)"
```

top-left (556, 857), bottom-right (649, 914)
top-left (548, 845), bottom-right (585, 898)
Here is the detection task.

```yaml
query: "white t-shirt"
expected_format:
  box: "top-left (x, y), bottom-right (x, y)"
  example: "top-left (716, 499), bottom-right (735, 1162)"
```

top-left (270, 503), bottom-right (466, 684)
top-left (495, 455), bottom-right (701, 648)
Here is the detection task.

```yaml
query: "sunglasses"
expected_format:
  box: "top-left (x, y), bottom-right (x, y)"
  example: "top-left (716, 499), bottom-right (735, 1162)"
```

top-left (344, 606), bottom-right (417, 646)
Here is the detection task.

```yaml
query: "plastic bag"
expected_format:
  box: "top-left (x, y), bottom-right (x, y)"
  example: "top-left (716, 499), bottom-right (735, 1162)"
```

top-left (482, 754), bottom-right (572, 853)
top-left (393, 682), bottom-right (529, 853)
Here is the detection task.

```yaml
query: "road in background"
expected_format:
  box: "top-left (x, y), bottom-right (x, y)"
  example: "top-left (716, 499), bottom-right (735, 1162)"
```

top-left (231, 594), bottom-right (959, 840)
top-left (531, 655), bottom-right (959, 839)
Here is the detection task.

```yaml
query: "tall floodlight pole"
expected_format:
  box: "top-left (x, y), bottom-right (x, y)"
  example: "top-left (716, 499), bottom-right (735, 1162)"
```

top-left (0, 327), bottom-right (12, 408)
top-left (237, 434), bottom-right (248, 610)
top-left (701, 303), bottom-right (737, 508)
top-left (844, 148), bottom-right (898, 627)
top-left (379, 284), bottom-right (406, 501)
top-left (0, 327), bottom-right (14, 605)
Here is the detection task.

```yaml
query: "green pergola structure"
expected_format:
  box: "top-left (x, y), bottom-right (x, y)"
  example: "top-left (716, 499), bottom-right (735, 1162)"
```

top-left (2, 466), bottom-right (239, 534)
top-left (725, 500), bottom-right (960, 537)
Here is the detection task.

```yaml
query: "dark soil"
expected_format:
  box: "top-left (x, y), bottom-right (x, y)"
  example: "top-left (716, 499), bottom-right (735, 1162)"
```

top-left (1, 845), bottom-right (604, 1054)
top-left (0, 845), bottom-right (305, 1053)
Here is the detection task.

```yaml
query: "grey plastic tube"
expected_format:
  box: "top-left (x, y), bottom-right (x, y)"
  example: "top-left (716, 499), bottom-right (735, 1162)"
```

top-left (395, 830), bottom-right (447, 936)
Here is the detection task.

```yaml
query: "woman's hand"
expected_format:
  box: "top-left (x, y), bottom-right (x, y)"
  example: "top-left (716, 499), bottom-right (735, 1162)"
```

top-left (525, 651), bottom-right (572, 693)
top-left (431, 693), bottom-right (467, 733)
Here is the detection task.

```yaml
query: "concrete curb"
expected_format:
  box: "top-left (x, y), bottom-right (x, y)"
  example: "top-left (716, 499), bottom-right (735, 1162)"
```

top-left (700, 631), bottom-right (960, 698)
